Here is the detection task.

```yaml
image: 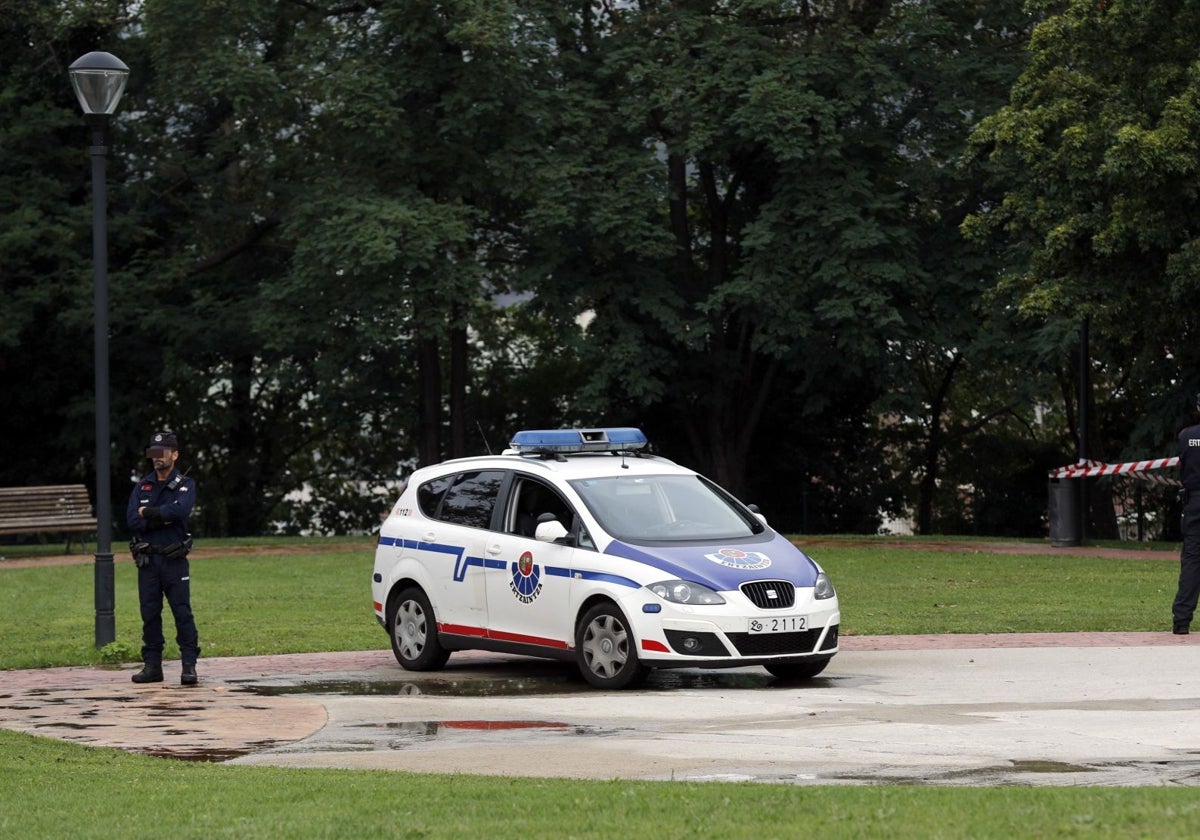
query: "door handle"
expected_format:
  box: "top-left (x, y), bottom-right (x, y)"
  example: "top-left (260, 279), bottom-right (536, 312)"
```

top-left (486, 543), bottom-right (503, 556)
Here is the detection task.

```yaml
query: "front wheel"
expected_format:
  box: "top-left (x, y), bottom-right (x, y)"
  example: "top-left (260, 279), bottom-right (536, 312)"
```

top-left (575, 603), bottom-right (647, 689)
top-left (389, 587), bottom-right (450, 671)
top-left (764, 657), bottom-right (831, 682)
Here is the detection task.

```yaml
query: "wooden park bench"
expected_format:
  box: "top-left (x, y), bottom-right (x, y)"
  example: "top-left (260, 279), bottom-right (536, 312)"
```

top-left (0, 484), bottom-right (98, 553)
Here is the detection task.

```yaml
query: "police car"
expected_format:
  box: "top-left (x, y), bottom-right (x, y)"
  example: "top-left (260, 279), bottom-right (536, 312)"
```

top-left (371, 428), bottom-right (839, 689)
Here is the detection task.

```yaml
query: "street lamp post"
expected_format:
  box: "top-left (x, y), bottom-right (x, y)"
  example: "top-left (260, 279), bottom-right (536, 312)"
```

top-left (69, 51), bottom-right (129, 648)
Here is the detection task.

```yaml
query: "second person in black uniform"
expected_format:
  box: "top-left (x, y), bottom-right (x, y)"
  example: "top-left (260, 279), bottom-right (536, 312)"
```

top-left (1175, 398), bottom-right (1200, 635)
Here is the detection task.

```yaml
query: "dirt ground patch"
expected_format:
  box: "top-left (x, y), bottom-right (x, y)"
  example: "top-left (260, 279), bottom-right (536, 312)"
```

top-left (0, 540), bottom-right (376, 569)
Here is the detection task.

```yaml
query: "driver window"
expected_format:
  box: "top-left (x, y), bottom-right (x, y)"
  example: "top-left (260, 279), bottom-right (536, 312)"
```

top-left (507, 478), bottom-right (573, 539)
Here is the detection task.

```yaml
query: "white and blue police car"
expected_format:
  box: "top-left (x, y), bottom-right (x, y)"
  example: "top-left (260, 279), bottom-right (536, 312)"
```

top-left (371, 428), bottom-right (839, 689)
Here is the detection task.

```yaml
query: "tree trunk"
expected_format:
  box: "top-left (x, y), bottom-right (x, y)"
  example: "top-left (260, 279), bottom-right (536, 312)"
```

top-left (915, 353), bottom-right (961, 535)
top-left (417, 336), bottom-right (441, 466)
top-left (226, 354), bottom-right (267, 536)
top-left (449, 319), bottom-right (467, 459)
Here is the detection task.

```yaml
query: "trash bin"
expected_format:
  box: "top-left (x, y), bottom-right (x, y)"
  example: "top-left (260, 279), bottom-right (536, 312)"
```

top-left (1048, 477), bottom-right (1080, 547)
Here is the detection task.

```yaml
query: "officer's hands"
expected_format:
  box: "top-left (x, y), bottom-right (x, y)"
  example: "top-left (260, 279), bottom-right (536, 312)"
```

top-left (141, 506), bottom-right (162, 521)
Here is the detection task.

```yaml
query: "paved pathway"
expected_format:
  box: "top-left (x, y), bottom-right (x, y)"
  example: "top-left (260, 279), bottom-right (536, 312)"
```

top-left (3, 541), bottom-right (1195, 783)
top-left (3, 631), bottom-right (1198, 785)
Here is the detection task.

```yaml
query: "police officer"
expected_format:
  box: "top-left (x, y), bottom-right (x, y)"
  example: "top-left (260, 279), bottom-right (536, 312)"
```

top-left (127, 431), bottom-right (200, 684)
top-left (1175, 397), bottom-right (1200, 635)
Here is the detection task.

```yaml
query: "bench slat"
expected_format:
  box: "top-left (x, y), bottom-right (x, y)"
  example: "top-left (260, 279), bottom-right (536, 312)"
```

top-left (0, 484), bottom-right (98, 540)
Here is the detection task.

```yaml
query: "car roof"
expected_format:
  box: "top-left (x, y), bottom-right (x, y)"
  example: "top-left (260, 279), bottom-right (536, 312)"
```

top-left (411, 450), bottom-right (694, 482)
top-left (406, 428), bottom-right (697, 484)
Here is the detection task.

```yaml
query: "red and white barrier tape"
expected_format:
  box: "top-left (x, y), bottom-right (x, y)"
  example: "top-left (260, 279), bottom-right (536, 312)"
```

top-left (1050, 457), bottom-right (1180, 485)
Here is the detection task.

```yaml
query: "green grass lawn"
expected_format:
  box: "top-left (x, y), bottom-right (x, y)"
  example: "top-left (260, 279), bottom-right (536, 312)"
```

top-left (0, 537), bottom-right (1179, 669)
top-left (2, 728), bottom-right (1197, 839)
top-left (0, 536), bottom-right (1191, 837)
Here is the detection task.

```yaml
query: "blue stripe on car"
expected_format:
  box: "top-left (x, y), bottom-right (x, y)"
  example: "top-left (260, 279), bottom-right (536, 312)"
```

top-left (602, 533), bottom-right (819, 590)
top-left (381, 534), bottom-right (810, 592)
top-left (379, 537), bottom-right (482, 582)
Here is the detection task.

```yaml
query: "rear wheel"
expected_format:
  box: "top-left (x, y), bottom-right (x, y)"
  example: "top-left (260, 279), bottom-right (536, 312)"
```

top-left (575, 603), bottom-right (647, 689)
top-left (389, 587), bottom-right (450, 671)
top-left (764, 657), bottom-right (831, 682)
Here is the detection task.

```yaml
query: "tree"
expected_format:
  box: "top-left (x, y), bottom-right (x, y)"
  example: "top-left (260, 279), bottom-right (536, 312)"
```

top-left (0, 1), bottom-right (142, 512)
top-left (873, 0), bottom-right (1047, 533)
top-left (120, 0), bottom-right (558, 533)
top-left (966, 0), bottom-right (1200, 534)
top-left (513, 0), bottom-right (920, 500)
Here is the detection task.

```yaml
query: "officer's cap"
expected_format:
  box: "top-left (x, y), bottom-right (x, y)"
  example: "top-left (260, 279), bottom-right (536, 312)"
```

top-left (149, 431), bottom-right (179, 450)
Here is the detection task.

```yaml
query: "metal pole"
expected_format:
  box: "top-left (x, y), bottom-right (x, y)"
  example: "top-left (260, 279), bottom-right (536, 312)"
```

top-left (89, 114), bottom-right (115, 647)
top-left (1078, 316), bottom-right (1089, 545)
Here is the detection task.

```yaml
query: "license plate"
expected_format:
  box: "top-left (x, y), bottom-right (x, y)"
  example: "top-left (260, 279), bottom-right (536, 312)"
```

top-left (748, 615), bottom-right (807, 634)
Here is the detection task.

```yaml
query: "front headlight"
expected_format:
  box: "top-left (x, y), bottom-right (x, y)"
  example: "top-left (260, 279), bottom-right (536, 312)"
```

top-left (813, 572), bottom-right (835, 600)
top-left (647, 580), bottom-right (726, 605)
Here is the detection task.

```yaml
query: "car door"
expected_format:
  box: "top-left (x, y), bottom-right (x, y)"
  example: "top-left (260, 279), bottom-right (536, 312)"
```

top-left (419, 469), bottom-right (505, 635)
top-left (480, 475), bottom-right (579, 651)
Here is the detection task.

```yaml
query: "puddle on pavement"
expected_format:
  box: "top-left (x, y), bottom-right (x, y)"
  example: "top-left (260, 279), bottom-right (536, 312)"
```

top-left (145, 747), bottom-right (249, 762)
top-left (835, 760), bottom-right (1102, 786)
top-left (233, 669), bottom-right (776, 698)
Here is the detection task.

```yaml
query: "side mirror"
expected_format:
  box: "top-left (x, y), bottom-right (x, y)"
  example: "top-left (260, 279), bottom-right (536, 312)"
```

top-left (747, 503), bottom-right (768, 527)
top-left (535, 518), bottom-right (572, 545)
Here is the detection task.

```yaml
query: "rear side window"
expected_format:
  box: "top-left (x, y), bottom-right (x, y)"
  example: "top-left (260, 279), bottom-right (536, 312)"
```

top-left (436, 470), bottom-right (505, 529)
top-left (417, 475), bottom-right (454, 518)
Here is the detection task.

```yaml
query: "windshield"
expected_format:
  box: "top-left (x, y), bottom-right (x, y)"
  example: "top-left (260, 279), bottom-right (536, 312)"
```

top-left (569, 474), bottom-right (762, 543)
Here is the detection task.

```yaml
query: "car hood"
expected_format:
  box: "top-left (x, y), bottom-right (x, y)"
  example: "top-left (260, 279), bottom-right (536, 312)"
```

top-left (603, 532), bottom-right (821, 591)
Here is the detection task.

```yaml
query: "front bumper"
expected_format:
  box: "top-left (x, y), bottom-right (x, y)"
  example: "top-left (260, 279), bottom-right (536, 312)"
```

top-left (633, 601), bottom-right (841, 666)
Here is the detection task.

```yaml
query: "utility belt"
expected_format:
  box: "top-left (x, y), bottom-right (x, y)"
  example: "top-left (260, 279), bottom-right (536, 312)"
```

top-left (130, 536), bottom-right (193, 568)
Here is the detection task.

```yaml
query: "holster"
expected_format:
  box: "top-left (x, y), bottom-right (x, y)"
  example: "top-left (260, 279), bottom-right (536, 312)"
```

top-left (129, 539), bottom-right (152, 569)
top-left (129, 535), bottom-right (192, 565)
top-left (161, 537), bottom-right (193, 561)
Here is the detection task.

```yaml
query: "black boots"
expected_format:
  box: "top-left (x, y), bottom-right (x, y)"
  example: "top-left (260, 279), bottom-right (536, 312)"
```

top-left (131, 665), bottom-right (163, 684)
top-left (1174, 624), bottom-right (1190, 635)
top-left (131, 664), bottom-right (198, 684)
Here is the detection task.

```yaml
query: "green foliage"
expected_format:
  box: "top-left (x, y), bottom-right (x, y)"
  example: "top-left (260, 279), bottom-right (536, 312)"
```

top-left (8, 0), bottom-right (1169, 542)
top-left (96, 640), bottom-right (136, 664)
top-left (515, 1), bottom-right (931, 497)
top-left (964, 0), bottom-right (1200, 536)
top-left (0, 3), bottom-right (131, 492)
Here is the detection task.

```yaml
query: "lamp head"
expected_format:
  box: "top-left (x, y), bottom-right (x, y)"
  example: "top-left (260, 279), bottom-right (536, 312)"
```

top-left (69, 51), bottom-right (129, 115)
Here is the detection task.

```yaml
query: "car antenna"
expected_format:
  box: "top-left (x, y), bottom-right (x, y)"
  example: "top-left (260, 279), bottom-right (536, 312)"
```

top-left (476, 422), bottom-right (492, 455)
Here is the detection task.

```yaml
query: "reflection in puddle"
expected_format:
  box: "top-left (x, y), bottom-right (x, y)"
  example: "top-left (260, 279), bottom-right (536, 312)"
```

top-left (372, 719), bottom-right (629, 747)
top-left (248, 718), bottom-right (636, 755)
top-left (233, 669), bottom-right (776, 698)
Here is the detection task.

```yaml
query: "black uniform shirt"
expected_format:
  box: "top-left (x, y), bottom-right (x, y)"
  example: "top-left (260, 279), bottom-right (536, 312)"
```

top-left (125, 468), bottom-right (196, 547)
top-left (1179, 423), bottom-right (1200, 491)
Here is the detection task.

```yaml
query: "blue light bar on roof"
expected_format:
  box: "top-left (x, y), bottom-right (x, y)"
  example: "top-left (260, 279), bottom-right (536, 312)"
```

top-left (509, 427), bottom-right (648, 453)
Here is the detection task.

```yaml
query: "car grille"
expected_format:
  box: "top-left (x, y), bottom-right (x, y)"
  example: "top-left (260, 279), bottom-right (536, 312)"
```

top-left (726, 629), bottom-right (822, 656)
top-left (740, 580), bottom-right (796, 609)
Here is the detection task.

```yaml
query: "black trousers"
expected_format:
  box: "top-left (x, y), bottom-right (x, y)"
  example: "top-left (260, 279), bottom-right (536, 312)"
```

top-left (1175, 497), bottom-right (1200, 628)
top-left (137, 553), bottom-right (200, 666)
